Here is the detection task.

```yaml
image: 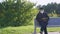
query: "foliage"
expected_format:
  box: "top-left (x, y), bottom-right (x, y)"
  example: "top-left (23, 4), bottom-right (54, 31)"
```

top-left (37, 2), bottom-right (60, 17)
top-left (0, 0), bottom-right (37, 27)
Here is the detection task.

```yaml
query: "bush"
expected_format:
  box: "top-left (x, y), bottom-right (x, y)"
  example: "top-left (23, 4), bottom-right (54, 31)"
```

top-left (0, 0), bottom-right (38, 27)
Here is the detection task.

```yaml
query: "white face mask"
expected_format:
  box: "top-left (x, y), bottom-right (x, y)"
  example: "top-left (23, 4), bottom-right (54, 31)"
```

top-left (40, 10), bottom-right (44, 13)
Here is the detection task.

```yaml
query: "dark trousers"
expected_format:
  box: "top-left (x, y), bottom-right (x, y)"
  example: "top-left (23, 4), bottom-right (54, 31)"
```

top-left (39, 22), bottom-right (48, 34)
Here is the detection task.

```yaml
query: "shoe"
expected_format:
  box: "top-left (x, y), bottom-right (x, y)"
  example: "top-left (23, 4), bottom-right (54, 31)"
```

top-left (40, 32), bottom-right (42, 34)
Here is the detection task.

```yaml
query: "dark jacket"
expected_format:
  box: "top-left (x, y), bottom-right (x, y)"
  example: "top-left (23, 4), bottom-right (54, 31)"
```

top-left (36, 12), bottom-right (49, 23)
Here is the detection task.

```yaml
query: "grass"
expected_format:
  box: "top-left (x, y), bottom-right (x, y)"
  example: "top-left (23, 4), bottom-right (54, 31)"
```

top-left (0, 25), bottom-right (60, 34)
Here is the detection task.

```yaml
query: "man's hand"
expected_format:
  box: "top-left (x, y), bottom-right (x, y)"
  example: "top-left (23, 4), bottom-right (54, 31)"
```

top-left (42, 18), bottom-right (47, 20)
top-left (42, 18), bottom-right (48, 22)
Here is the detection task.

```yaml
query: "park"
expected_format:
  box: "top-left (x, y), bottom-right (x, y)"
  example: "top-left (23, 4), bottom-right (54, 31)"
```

top-left (0, 0), bottom-right (60, 34)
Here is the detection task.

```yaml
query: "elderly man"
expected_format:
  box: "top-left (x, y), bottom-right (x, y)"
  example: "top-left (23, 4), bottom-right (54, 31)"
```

top-left (36, 7), bottom-right (49, 34)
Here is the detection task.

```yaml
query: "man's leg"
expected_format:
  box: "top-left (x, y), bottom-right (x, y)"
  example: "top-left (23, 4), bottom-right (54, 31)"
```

top-left (44, 26), bottom-right (48, 34)
top-left (40, 26), bottom-right (44, 34)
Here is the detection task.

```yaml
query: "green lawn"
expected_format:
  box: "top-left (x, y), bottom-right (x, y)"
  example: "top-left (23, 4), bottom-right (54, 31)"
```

top-left (0, 25), bottom-right (60, 34)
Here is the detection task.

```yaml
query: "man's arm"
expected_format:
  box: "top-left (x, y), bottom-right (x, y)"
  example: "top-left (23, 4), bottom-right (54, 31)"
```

top-left (36, 13), bottom-right (42, 22)
top-left (46, 13), bottom-right (50, 22)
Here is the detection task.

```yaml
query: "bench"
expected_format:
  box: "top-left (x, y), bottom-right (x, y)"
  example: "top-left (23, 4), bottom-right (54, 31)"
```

top-left (34, 17), bottom-right (60, 34)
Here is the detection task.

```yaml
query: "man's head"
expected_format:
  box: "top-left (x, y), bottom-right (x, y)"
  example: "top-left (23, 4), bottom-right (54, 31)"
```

top-left (39, 7), bottom-right (44, 13)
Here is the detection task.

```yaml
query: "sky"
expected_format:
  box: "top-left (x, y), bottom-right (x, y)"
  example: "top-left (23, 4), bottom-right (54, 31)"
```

top-left (0, 0), bottom-right (60, 6)
top-left (0, 0), bottom-right (4, 2)
top-left (0, 0), bottom-right (3, 2)
top-left (28, 0), bottom-right (60, 6)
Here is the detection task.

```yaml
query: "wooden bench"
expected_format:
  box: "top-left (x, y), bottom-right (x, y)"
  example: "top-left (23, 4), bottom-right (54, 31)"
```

top-left (34, 17), bottom-right (60, 34)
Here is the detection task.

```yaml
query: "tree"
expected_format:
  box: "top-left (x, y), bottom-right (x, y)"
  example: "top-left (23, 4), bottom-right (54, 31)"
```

top-left (37, 2), bottom-right (60, 17)
top-left (0, 0), bottom-right (37, 27)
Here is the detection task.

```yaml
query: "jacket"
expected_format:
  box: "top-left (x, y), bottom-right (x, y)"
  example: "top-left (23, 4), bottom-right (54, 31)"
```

top-left (36, 12), bottom-right (49, 23)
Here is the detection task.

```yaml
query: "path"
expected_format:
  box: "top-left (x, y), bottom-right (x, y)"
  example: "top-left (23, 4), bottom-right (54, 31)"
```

top-left (37, 32), bottom-right (60, 34)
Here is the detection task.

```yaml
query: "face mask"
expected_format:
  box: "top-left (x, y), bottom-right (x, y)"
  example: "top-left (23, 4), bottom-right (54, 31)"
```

top-left (40, 10), bottom-right (44, 13)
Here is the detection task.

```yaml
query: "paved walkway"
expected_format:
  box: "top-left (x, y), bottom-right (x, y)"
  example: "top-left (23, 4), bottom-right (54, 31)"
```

top-left (37, 32), bottom-right (60, 34)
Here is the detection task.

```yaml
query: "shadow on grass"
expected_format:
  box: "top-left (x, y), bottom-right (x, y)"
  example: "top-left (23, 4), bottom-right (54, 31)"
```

top-left (0, 25), bottom-right (22, 29)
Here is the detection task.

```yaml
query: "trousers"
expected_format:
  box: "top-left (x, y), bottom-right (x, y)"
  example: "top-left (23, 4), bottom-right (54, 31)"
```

top-left (39, 22), bottom-right (48, 34)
